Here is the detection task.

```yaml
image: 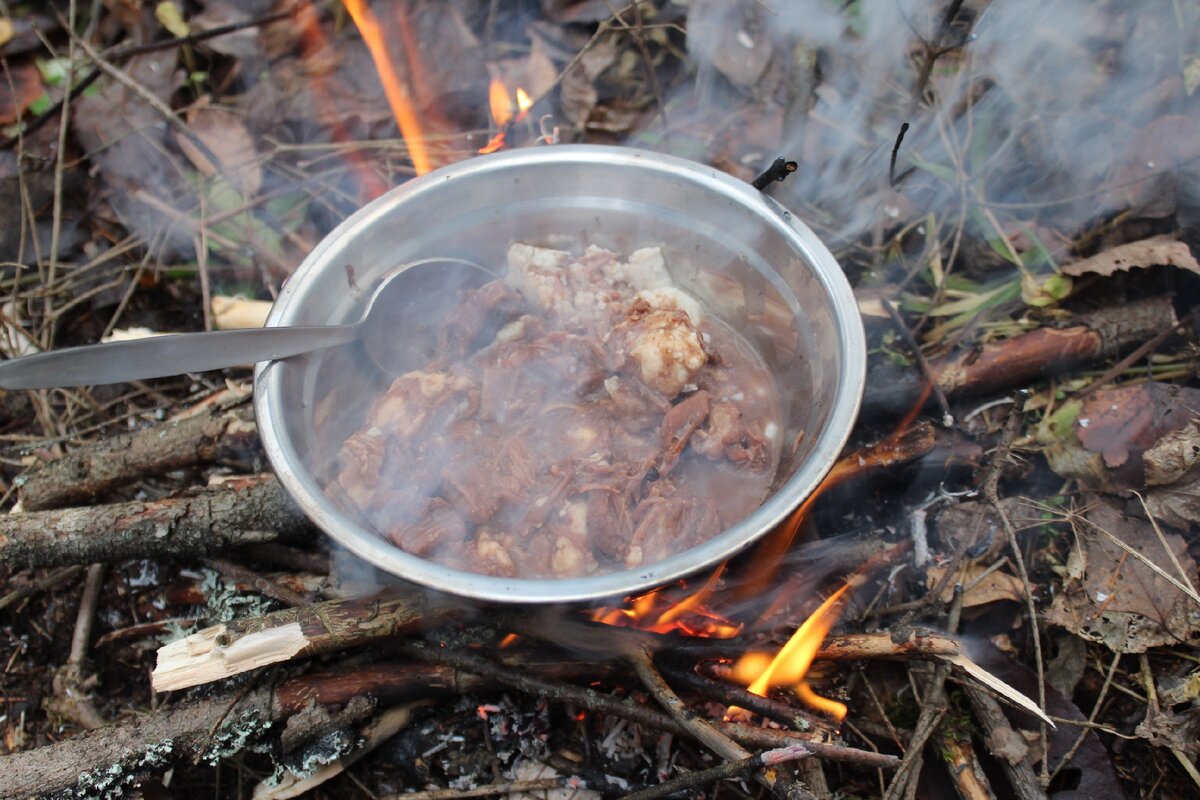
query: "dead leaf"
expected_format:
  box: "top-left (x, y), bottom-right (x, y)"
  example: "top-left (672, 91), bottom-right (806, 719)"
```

top-left (1135, 704), bottom-right (1200, 755)
top-left (1046, 632), bottom-right (1088, 698)
top-left (688, 0), bottom-right (773, 89)
top-left (1143, 414), bottom-right (1200, 486)
top-left (1159, 669), bottom-right (1200, 706)
top-left (189, 1), bottom-right (267, 60)
top-left (1045, 498), bottom-right (1200, 653)
top-left (175, 102), bottom-right (263, 197)
top-left (0, 58), bottom-right (43, 126)
top-left (983, 726), bottom-right (1029, 766)
top-left (1072, 383), bottom-right (1200, 489)
top-left (1143, 473), bottom-right (1200, 531)
top-left (926, 563), bottom-right (1025, 607)
top-left (1062, 235), bottom-right (1200, 277)
top-left (559, 31), bottom-right (619, 129)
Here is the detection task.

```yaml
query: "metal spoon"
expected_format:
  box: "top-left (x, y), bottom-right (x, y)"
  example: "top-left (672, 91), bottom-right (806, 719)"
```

top-left (0, 258), bottom-right (493, 390)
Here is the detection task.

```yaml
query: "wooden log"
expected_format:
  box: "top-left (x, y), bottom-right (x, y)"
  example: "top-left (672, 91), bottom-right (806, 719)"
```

top-left (0, 475), bottom-right (311, 569)
top-left (18, 404), bottom-right (258, 511)
top-left (152, 590), bottom-right (456, 692)
top-left (862, 295), bottom-right (1178, 418)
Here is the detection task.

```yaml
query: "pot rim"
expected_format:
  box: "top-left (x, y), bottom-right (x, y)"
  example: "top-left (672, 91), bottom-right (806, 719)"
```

top-left (254, 144), bottom-right (866, 604)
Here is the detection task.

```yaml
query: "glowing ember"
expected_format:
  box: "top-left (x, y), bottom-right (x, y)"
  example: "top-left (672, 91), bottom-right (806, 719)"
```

top-left (341, 0), bottom-right (433, 175)
top-left (497, 633), bottom-right (520, 648)
top-left (590, 568), bottom-right (741, 638)
top-left (731, 583), bottom-right (851, 721)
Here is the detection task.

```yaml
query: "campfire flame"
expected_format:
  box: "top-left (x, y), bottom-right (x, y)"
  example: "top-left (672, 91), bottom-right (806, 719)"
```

top-left (590, 565), bottom-right (741, 638)
top-left (341, 0), bottom-right (433, 175)
top-left (480, 79), bottom-right (534, 154)
top-left (731, 583), bottom-right (851, 721)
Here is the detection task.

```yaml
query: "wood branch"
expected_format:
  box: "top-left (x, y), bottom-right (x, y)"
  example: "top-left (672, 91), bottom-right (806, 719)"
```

top-left (152, 591), bottom-right (456, 692)
top-left (18, 403), bottom-right (258, 510)
top-left (0, 475), bottom-right (310, 569)
top-left (964, 686), bottom-right (1048, 800)
top-left (938, 727), bottom-right (997, 800)
top-left (163, 570), bottom-right (326, 607)
top-left (862, 295), bottom-right (1178, 418)
top-left (0, 686), bottom-right (277, 799)
top-left (661, 664), bottom-right (829, 733)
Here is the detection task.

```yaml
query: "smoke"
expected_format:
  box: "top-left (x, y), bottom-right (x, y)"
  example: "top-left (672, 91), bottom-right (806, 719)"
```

top-left (679, 0), bottom-right (1199, 244)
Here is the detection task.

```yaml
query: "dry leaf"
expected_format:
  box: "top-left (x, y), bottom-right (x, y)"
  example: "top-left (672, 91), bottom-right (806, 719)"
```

top-left (1072, 383), bottom-right (1200, 489)
top-left (926, 563), bottom-right (1025, 607)
top-left (1143, 473), bottom-right (1200, 531)
top-left (1045, 499), bottom-right (1200, 653)
top-left (1143, 415), bottom-right (1200, 486)
top-left (0, 58), bottom-right (43, 125)
top-left (1062, 235), bottom-right (1200, 277)
top-left (175, 103), bottom-right (263, 197)
top-left (1135, 704), bottom-right (1200, 755)
top-left (688, 0), bottom-right (773, 89)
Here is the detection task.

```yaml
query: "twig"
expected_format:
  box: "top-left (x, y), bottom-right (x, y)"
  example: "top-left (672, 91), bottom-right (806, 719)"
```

top-left (937, 728), bottom-right (996, 800)
top-left (752, 157), bottom-right (799, 191)
top-left (882, 297), bottom-right (953, 427)
top-left (48, 562), bottom-right (106, 730)
top-left (890, 123), bottom-right (910, 188)
top-left (663, 665), bottom-right (827, 733)
top-left (623, 745), bottom-right (813, 800)
top-left (965, 686), bottom-right (1047, 800)
top-left (43, 0), bottom-right (77, 349)
top-left (0, 475), bottom-right (311, 569)
top-left (397, 640), bottom-right (897, 770)
top-left (985, 411), bottom-right (1048, 785)
top-left (0, 564), bottom-right (82, 612)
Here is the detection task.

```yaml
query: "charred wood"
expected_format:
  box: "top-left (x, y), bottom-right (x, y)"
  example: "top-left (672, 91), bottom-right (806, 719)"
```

top-left (0, 475), bottom-right (311, 569)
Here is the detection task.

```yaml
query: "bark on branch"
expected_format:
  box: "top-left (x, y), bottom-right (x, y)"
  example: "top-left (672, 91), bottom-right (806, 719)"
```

top-left (863, 295), bottom-right (1177, 418)
top-left (18, 404), bottom-right (258, 511)
top-left (0, 475), bottom-right (311, 568)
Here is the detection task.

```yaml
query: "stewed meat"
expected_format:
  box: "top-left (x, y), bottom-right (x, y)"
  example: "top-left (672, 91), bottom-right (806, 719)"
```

top-left (331, 243), bottom-right (782, 578)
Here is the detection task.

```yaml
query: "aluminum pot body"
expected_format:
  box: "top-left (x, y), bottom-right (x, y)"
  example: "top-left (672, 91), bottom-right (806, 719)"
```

top-left (254, 145), bottom-right (865, 604)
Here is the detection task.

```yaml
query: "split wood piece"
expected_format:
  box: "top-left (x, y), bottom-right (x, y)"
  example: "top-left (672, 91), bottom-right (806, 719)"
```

top-left (152, 591), bottom-right (456, 692)
top-left (18, 403), bottom-right (258, 510)
top-left (862, 295), bottom-right (1177, 418)
top-left (937, 727), bottom-right (996, 800)
top-left (964, 685), bottom-right (1048, 800)
top-left (0, 474), bottom-right (311, 569)
top-left (0, 686), bottom-right (276, 799)
top-left (397, 640), bottom-right (900, 771)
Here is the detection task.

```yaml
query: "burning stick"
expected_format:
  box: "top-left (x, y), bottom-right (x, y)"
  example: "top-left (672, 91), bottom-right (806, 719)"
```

top-left (152, 590), bottom-right (454, 692)
top-left (17, 403), bottom-right (257, 511)
top-left (862, 295), bottom-right (1177, 418)
top-left (0, 475), bottom-right (310, 569)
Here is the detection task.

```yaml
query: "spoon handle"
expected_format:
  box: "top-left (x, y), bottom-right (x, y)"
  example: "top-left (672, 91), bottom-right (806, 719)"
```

top-left (0, 326), bottom-right (360, 389)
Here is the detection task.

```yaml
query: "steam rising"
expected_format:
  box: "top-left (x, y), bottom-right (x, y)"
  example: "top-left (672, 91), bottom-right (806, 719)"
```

top-left (681, 0), bottom-right (1198, 243)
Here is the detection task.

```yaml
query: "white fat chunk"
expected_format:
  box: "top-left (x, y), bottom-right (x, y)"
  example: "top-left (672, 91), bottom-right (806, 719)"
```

top-left (636, 287), bottom-right (704, 324)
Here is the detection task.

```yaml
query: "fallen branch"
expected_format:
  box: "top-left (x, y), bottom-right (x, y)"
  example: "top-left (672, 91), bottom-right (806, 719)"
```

top-left (0, 475), bottom-right (310, 569)
top-left (18, 404), bottom-right (257, 510)
top-left (0, 686), bottom-right (276, 798)
top-left (862, 295), bottom-right (1177, 418)
top-left (965, 686), bottom-right (1048, 800)
top-left (152, 591), bottom-right (456, 692)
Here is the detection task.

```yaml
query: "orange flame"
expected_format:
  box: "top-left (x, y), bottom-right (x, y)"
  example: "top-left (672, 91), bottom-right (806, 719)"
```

top-left (590, 566), bottom-right (741, 638)
top-left (498, 633), bottom-right (520, 648)
top-left (731, 583), bottom-right (850, 721)
top-left (480, 82), bottom-right (534, 155)
top-left (341, 0), bottom-right (432, 175)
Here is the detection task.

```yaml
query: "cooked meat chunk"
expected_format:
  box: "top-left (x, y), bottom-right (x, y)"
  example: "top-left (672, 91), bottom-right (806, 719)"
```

top-left (329, 243), bottom-right (782, 579)
top-left (608, 300), bottom-right (707, 397)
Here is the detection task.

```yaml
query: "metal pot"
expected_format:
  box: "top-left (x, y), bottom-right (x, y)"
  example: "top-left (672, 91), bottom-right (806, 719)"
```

top-left (254, 145), bottom-right (865, 604)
